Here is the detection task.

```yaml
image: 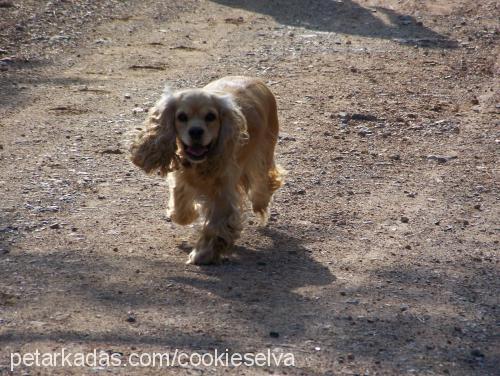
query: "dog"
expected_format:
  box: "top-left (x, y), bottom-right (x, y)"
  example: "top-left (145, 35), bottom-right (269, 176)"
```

top-left (130, 76), bottom-right (284, 264)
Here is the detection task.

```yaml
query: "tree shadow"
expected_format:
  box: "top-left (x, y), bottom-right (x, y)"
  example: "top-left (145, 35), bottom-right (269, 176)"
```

top-left (0, 212), bottom-right (16, 256)
top-left (0, 225), bottom-right (496, 373)
top-left (0, 225), bottom-right (335, 336)
top-left (0, 58), bottom-right (97, 110)
top-left (0, 58), bottom-right (48, 110)
top-left (211, 0), bottom-right (457, 48)
top-left (328, 264), bottom-right (499, 374)
top-left (0, 249), bottom-right (237, 362)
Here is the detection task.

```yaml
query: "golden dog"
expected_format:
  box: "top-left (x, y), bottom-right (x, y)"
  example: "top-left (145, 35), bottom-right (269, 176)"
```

top-left (130, 76), bottom-right (283, 264)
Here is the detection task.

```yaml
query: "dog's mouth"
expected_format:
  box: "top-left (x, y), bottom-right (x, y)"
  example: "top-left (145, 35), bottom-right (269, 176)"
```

top-left (182, 142), bottom-right (211, 161)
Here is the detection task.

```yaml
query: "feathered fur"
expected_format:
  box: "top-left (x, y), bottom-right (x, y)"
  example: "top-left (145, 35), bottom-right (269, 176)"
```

top-left (130, 76), bottom-right (284, 264)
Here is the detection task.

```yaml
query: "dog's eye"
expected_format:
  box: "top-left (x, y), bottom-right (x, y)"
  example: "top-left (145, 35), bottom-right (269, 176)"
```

top-left (205, 112), bottom-right (216, 122)
top-left (177, 113), bottom-right (188, 122)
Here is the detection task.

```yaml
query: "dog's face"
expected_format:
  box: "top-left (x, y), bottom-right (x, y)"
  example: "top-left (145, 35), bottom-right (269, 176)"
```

top-left (174, 90), bottom-right (221, 163)
top-left (130, 85), bottom-right (247, 175)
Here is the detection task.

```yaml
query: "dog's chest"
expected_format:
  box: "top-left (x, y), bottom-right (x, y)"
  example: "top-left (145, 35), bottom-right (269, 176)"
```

top-left (181, 165), bottom-right (219, 193)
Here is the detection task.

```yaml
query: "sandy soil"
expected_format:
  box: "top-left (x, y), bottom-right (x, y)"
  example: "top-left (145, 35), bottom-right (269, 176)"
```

top-left (0, 0), bottom-right (498, 375)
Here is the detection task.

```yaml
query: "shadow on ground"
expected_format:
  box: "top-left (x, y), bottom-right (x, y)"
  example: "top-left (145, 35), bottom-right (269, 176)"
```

top-left (170, 227), bottom-right (336, 338)
top-left (0, 212), bottom-right (16, 255)
top-left (0, 59), bottom-right (98, 110)
top-left (211, 0), bottom-right (457, 48)
top-left (0, 226), bottom-right (496, 373)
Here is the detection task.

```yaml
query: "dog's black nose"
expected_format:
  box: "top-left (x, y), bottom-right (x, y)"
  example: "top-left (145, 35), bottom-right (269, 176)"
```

top-left (189, 127), bottom-right (204, 140)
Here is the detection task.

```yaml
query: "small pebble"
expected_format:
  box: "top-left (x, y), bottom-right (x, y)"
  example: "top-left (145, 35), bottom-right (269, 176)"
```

top-left (126, 315), bottom-right (136, 323)
top-left (427, 155), bottom-right (457, 163)
top-left (357, 127), bottom-right (372, 137)
top-left (389, 154), bottom-right (401, 161)
top-left (470, 349), bottom-right (484, 358)
top-left (132, 107), bottom-right (145, 114)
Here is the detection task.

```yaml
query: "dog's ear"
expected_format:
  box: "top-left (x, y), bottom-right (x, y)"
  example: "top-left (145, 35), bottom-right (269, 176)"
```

top-left (129, 88), bottom-right (177, 176)
top-left (213, 94), bottom-right (249, 162)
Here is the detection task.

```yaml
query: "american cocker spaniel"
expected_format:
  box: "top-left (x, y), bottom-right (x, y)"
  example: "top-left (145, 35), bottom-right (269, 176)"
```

top-left (130, 76), bottom-right (284, 264)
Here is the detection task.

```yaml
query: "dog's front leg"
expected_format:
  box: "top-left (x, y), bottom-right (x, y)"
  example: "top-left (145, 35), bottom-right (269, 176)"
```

top-left (187, 187), bottom-right (242, 265)
top-left (167, 173), bottom-right (199, 225)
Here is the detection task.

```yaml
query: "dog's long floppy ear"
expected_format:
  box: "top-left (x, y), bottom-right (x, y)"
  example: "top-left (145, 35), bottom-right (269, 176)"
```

top-left (129, 88), bottom-right (177, 176)
top-left (213, 94), bottom-right (249, 163)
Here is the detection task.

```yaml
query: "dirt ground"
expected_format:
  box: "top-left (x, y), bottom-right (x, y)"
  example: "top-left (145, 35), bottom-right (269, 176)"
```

top-left (0, 0), bottom-right (499, 375)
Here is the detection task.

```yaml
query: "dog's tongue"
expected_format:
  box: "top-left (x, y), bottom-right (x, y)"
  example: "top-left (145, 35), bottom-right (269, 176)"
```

top-left (186, 145), bottom-right (208, 157)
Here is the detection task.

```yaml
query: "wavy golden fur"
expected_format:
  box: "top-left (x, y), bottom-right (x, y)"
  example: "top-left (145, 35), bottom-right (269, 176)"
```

top-left (130, 76), bottom-right (284, 264)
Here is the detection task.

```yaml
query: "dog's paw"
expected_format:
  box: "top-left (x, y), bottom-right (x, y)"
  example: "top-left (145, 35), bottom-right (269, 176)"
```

top-left (168, 209), bottom-right (199, 226)
top-left (254, 208), bottom-right (269, 226)
top-left (186, 247), bottom-right (218, 265)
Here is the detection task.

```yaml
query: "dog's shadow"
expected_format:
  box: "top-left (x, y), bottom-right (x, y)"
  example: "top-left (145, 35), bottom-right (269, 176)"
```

top-left (170, 226), bottom-right (336, 339)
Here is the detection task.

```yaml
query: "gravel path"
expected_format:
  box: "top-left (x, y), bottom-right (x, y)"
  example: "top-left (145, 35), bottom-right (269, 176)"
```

top-left (0, 1), bottom-right (498, 375)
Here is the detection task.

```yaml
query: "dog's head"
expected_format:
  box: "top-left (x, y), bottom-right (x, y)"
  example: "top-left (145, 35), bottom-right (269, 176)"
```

top-left (174, 89), bottom-right (227, 163)
top-left (130, 87), bottom-right (248, 174)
